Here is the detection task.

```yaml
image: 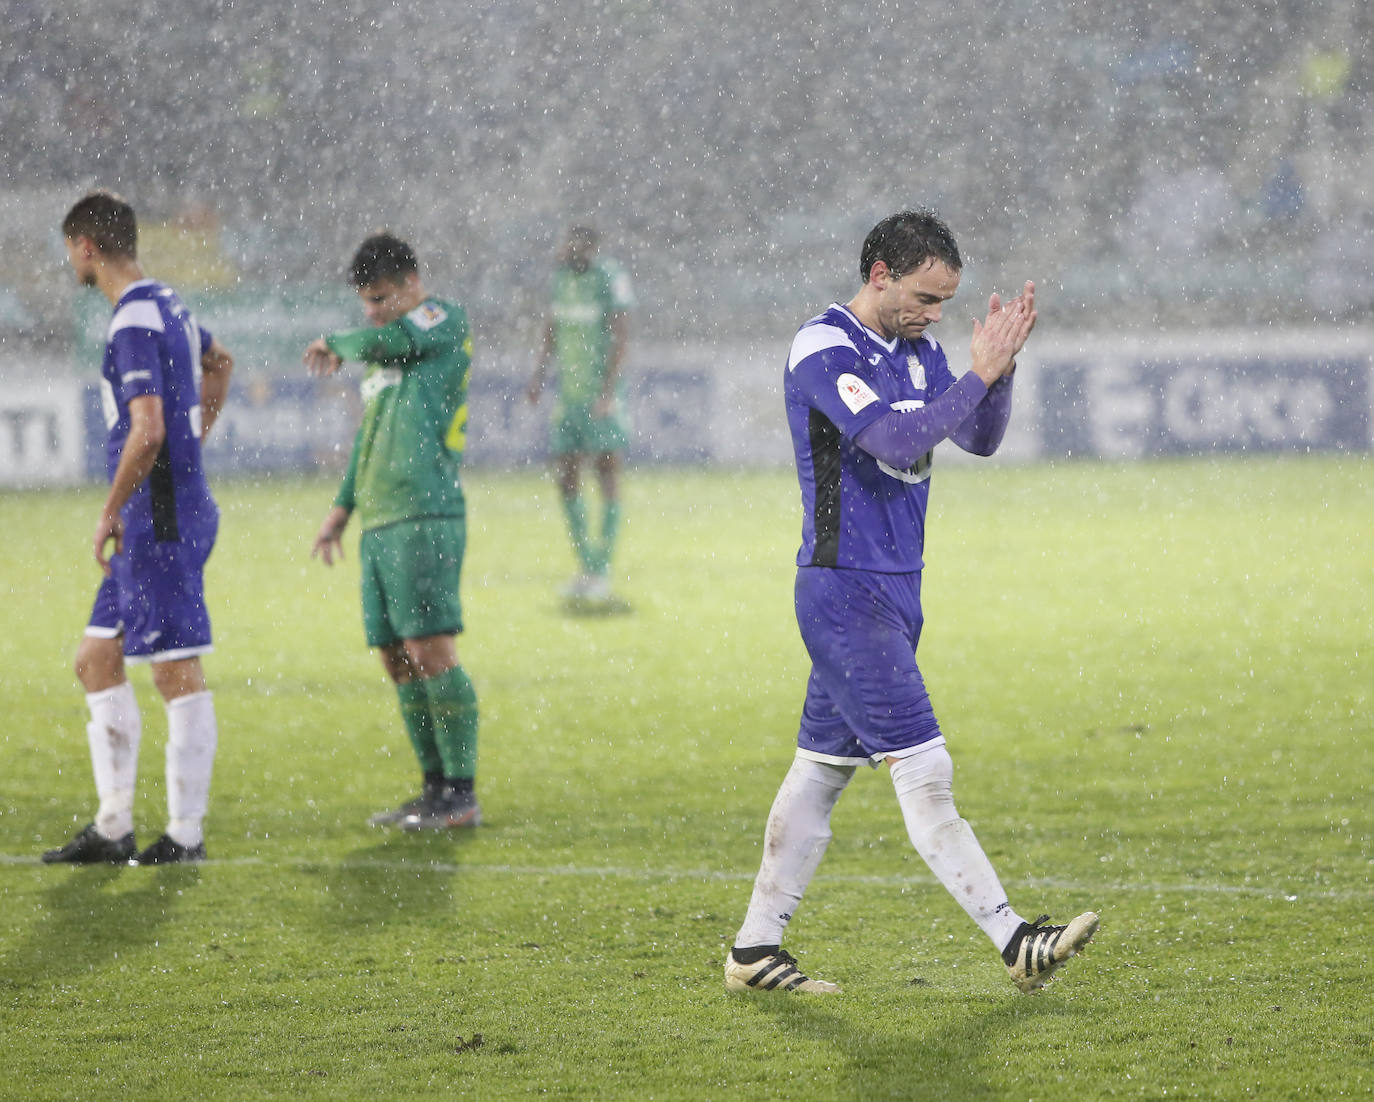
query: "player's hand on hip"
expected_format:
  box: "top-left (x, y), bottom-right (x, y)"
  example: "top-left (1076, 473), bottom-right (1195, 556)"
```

top-left (94, 509), bottom-right (122, 575)
top-left (303, 338), bottom-right (343, 377)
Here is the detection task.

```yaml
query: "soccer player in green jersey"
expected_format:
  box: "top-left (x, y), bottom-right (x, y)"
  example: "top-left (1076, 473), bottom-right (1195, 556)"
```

top-left (304, 233), bottom-right (481, 830)
top-left (526, 225), bottom-right (634, 603)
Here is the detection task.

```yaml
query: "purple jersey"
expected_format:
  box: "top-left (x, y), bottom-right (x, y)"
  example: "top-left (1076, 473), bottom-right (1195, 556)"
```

top-left (785, 304), bottom-right (958, 572)
top-left (99, 280), bottom-right (217, 544)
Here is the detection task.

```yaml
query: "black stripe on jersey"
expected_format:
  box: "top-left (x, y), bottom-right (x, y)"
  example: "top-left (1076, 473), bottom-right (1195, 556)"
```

top-left (150, 442), bottom-right (179, 542)
top-left (807, 409), bottom-right (843, 568)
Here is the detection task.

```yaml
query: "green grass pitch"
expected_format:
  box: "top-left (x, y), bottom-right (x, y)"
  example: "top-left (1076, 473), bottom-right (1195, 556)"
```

top-left (1, 457), bottom-right (1370, 1100)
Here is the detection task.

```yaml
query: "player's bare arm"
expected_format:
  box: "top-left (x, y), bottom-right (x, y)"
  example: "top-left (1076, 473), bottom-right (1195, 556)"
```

top-left (303, 337), bottom-right (343, 377)
top-left (95, 394), bottom-right (165, 574)
top-left (526, 321), bottom-right (555, 404)
top-left (594, 311), bottom-right (629, 417)
top-left (311, 505), bottom-right (351, 566)
top-left (200, 339), bottom-right (234, 436)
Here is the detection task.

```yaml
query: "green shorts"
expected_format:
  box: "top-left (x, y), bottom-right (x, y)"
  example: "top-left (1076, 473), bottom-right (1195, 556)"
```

top-left (550, 400), bottom-right (629, 456)
top-left (359, 516), bottom-right (465, 648)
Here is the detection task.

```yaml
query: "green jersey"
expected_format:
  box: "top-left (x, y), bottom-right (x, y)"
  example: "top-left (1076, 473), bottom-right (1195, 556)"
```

top-left (549, 259), bottom-right (634, 405)
top-left (329, 298), bottom-right (473, 532)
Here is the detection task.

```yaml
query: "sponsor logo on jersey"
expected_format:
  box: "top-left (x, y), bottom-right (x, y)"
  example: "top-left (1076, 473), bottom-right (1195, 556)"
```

top-left (868, 353), bottom-right (883, 366)
top-left (836, 372), bottom-right (880, 414)
top-left (907, 356), bottom-right (927, 391)
top-left (407, 302), bottom-right (448, 330)
top-left (553, 302), bottom-right (604, 325)
top-left (360, 367), bottom-right (403, 403)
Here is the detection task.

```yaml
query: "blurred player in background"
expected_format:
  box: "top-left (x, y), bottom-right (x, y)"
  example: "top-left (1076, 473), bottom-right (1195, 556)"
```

top-left (526, 225), bottom-right (634, 605)
top-left (725, 209), bottom-right (1098, 995)
top-left (305, 233), bottom-right (481, 831)
top-left (44, 190), bottom-right (233, 866)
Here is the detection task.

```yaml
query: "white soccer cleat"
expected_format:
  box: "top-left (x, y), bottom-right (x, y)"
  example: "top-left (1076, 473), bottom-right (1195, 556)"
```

top-left (1003, 911), bottom-right (1099, 993)
top-left (582, 574), bottom-right (613, 602)
top-left (559, 574), bottom-right (596, 599)
top-left (724, 949), bottom-right (841, 994)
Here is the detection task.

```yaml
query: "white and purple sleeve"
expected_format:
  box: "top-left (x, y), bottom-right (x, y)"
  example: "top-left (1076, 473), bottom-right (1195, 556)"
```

top-left (108, 301), bottom-right (166, 401)
top-left (788, 323), bottom-right (890, 439)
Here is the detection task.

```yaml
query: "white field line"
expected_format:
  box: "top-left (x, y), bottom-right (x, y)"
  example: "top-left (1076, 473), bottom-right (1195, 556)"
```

top-left (0, 852), bottom-right (1367, 901)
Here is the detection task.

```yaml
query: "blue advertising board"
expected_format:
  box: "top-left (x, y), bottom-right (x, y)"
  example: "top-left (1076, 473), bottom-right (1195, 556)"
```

top-left (1038, 351), bottom-right (1370, 458)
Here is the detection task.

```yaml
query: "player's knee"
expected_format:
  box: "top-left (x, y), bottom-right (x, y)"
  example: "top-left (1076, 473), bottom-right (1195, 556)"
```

top-left (74, 637), bottom-right (120, 692)
top-left (150, 658), bottom-right (207, 701)
top-left (889, 745), bottom-right (958, 823)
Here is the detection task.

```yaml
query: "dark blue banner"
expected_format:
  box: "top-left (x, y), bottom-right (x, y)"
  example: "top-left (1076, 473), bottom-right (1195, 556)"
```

top-left (1040, 354), bottom-right (1370, 458)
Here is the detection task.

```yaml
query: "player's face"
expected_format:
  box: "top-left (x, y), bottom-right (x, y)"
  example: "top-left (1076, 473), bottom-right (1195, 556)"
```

top-left (64, 236), bottom-right (98, 287)
top-left (874, 259), bottom-right (961, 341)
top-left (357, 276), bottom-right (415, 326)
top-left (564, 235), bottom-right (596, 273)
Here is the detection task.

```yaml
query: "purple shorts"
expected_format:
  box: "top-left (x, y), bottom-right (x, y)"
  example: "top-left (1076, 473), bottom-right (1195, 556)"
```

top-left (794, 566), bottom-right (944, 765)
top-left (86, 523), bottom-right (216, 663)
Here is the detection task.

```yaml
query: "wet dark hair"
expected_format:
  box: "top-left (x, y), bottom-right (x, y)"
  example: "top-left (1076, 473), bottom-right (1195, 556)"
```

top-left (859, 209), bottom-right (962, 282)
top-left (349, 233), bottom-right (418, 287)
top-left (62, 190), bottom-right (138, 257)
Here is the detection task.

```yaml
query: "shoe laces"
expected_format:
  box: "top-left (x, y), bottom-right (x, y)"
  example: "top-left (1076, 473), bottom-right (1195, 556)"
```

top-left (1004, 915), bottom-right (1060, 966)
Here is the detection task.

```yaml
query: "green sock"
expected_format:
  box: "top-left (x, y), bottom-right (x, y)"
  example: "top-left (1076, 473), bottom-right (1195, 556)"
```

top-left (396, 680), bottom-right (443, 775)
top-left (591, 499), bottom-right (621, 576)
top-left (424, 665), bottom-right (479, 780)
top-left (561, 494), bottom-right (595, 573)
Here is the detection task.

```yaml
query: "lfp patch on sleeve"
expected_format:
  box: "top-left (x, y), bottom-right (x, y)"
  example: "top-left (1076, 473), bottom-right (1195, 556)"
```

top-left (836, 372), bottom-right (880, 414)
top-left (407, 302), bottom-right (448, 330)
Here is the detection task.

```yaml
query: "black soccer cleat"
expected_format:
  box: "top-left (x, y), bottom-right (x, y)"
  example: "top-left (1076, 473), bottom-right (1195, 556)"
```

top-left (41, 823), bottom-right (136, 865)
top-left (369, 777), bottom-right (448, 826)
top-left (131, 834), bottom-right (206, 865)
top-left (1003, 911), bottom-right (1099, 993)
top-left (398, 785), bottom-right (482, 831)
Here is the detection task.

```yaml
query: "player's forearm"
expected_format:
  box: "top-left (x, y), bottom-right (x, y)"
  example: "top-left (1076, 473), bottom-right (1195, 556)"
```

top-left (200, 343), bottom-right (234, 437)
top-left (602, 315), bottom-right (629, 396)
top-left (854, 373), bottom-right (987, 468)
top-left (949, 373), bottom-right (1014, 457)
top-left (105, 422), bottom-right (165, 516)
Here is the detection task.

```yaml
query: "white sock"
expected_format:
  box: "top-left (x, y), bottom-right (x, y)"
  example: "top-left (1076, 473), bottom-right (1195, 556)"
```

top-left (890, 745), bottom-right (1025, 950)
top-left (164, 691), bottom-right (217, 848)
top-left (86, 681), bottom-right (141, 839)
top-left (734, 755), bottom-right (855, 949)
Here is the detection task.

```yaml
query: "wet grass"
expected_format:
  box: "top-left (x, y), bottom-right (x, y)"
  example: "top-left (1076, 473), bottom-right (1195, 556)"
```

top-left (1, 455), bottom-right (1370, 1100)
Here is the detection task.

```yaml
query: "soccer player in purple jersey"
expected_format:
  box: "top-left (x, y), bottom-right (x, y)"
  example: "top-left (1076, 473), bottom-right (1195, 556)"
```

top-left (43, 191), bottom-right (233, 866)
top-left (725, 210), bottom-right (1098, 995)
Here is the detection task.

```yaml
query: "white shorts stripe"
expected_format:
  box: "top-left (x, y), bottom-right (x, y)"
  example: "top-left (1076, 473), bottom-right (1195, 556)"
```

top-left (124, 643), bottom-right (214, 665)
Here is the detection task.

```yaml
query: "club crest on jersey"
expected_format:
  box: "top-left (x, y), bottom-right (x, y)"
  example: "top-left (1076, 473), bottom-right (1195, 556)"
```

top-left (836, 372), bottom-right (879, 414)
top-left (907, 356), bottom-right (927, 391)
top-left (407, 302), bottom-right (448, 330)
